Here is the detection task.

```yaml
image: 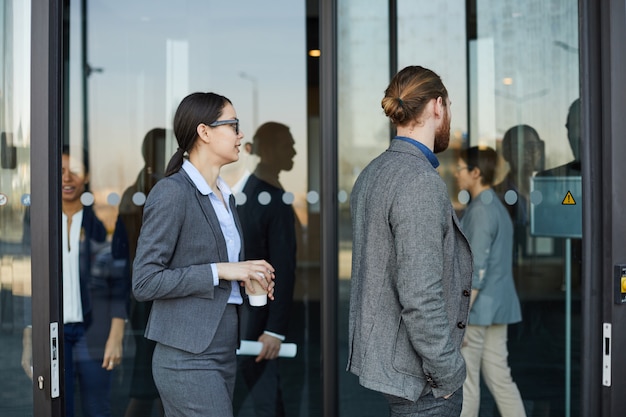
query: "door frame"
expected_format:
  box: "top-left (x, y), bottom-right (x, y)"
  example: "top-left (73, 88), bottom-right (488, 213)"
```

top-left (31, 0), bottom-right (64, 415)
top-left (580, 0), bottom-right (626, 416)
top-left (320, 0), bottom-right (339, 415)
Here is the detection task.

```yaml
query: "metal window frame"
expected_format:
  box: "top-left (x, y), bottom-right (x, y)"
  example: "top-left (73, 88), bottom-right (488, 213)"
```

top-left (579, 1), bottom-right (601, 415)
top-left (319, 0), bottom-right (339, 415)
top-left (580, 0), bottom-right (626, 416)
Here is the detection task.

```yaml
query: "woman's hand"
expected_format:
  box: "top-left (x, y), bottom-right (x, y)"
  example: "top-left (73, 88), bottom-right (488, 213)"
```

top-left (216, 260), bottom-right (276, 300)
top-left (102, 318), bottom-right (125, 371)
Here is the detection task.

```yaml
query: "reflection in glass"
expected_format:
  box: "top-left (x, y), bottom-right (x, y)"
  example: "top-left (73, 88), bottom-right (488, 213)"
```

top-left (494, 124), bottom-right (545, 262)
top-left (468, 1), bottom-right (581, 416)
top-left (59, 148), bottom-right (127, 417)
top-left (112, 128), bottom-right (166, 417)
top-left (234, 121), bottom-right (298, 417)
top-left (1, 1), bottom-right (33, 416)
top-left (338, 0), bottom-right (390, 415)
top-left (336, 0), bottom-right (581, 415)
top-left (72, 1), bottom-right (316, 415)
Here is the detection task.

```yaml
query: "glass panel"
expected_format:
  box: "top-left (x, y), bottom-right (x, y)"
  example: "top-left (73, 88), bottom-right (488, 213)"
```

top-left (337, 0), bottom-right (389, 415)
top-left (466, 1), bottom-right (581, 416)
top-left (0, 1), bottom-right (33, 416)
top-left (397, 0), bottom-right (469, 209)
top-left (64, 0), bottom-right (317, 416)
top-left (339, 1), bottom-right (580, 416)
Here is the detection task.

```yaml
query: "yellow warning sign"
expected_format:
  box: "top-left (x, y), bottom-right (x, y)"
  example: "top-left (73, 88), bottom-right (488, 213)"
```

top-left (562, 191), bottom-right (576, 205)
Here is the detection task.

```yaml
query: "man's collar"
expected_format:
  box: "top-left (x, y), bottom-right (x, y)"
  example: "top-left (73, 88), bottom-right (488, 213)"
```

top-left (393, 136), bottom-right (440, 168)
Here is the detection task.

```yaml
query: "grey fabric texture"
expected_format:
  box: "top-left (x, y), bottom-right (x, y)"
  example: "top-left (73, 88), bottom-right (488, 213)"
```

top-left (153, 305), bottom-right (238, 417)
top-left (132, 169), bottom-right (243, 354)
top-left (459, 188), bottom-right (522, 326)
top-left (348, 139), bottom-right (473, 401)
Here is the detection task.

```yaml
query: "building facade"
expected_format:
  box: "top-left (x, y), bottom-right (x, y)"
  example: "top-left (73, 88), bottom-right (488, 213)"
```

top-left (0, 0), bottom-right (624, 416)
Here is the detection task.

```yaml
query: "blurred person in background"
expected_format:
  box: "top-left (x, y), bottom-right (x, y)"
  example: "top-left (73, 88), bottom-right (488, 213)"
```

top-left (455, 146), bottom-right (525, 417)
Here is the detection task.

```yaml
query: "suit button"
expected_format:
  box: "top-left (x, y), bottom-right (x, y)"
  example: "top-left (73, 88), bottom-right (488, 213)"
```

top-left (463, 290), bottom-right (471, 296)
top-left (457, 322), bottom-right (466, 329)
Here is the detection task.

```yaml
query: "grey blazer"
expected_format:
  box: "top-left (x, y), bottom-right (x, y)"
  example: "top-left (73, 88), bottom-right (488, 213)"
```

top-left (132, 169), bottom-right (243, 354)
top-left (348, 139), bottom-right (473, 401)
top-left (459, 188), bottom-right (522, 326)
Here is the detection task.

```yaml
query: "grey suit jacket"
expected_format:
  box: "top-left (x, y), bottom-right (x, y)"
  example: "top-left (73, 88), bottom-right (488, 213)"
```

top-left (132, 169), bottom-right (243, 354)
top-left (348, 139), bottom-right (473, 401)
top-left (459, 188), bottom-right (522, 326)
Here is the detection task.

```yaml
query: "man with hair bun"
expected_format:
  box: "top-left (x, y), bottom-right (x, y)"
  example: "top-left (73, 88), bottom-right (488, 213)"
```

top-left (348, 65), bottom-right (473, 416)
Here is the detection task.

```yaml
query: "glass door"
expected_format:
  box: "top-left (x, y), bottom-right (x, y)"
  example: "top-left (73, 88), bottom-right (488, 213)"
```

top-left (62, 0), bottom-right (320, 415)
top-left (464, 2), bottom-right (581, 416)
top-left (337, 1), bottom-right (582, 416)
top-left (0, 1), bottom-right (34, 415)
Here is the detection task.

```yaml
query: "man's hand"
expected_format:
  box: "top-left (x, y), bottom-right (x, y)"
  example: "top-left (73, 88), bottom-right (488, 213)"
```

top-left (255, 333), bottom-right (282, 362)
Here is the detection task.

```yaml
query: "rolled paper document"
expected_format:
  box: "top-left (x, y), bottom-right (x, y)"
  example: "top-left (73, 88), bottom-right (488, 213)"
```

top-left (236, 340), bottom-right (297, 358)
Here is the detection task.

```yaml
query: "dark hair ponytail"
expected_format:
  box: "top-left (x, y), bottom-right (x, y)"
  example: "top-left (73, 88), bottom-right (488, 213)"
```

top-left (164, 148), bottom-right (185, 178)
top-left (164, 92), bottom-right (232, 177)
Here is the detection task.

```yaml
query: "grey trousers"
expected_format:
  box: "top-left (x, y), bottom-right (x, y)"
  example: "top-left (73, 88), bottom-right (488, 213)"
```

top-left (384, 389), bottom-right (463, 417)
top-left (152, 305), bottom-right (238, 417)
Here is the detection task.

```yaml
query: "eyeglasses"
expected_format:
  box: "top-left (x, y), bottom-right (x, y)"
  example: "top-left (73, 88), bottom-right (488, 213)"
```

top-left (208, 118), bottom-right (239, 135)
top-left (456, 165), bottom-right (470, 172)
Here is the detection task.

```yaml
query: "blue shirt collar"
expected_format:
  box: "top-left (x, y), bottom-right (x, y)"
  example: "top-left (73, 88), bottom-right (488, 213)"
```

top-left (394, 136), bottom-right (440, 169)
top-left (182, 159), bottom-right (232, 198)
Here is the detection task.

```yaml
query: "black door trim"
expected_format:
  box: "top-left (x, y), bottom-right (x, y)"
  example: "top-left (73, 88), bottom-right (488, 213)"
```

top-left (320, 0), bottom-right (339, 415)
top-left (31, 0), bottom-right (64, 415)
top-left (579, 0), bottom-right (626, 416)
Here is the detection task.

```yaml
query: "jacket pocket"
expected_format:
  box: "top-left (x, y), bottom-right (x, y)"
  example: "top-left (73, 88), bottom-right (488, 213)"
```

top-left (392, 316), bottom-right (423, 377)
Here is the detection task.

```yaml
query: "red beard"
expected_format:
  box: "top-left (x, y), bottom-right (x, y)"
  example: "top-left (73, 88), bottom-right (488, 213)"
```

top-left (433, 107), bottom-right (451, 154)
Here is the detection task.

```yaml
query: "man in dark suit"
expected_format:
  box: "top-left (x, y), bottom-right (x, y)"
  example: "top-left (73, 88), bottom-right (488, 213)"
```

top-left (535, 98), bottom-right (582, 290)
top-left (235, 122), bottom-right (297, 417)
top-left (537, 99), bottom-right (581, 178)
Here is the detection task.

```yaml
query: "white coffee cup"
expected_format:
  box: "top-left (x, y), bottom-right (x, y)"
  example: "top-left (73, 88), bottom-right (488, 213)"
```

top-left (246, 273), bottom-right (268, 306)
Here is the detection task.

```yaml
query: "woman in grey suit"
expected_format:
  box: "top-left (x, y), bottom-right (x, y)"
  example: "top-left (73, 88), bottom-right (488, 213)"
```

top-left (455, 146), bottom-right (526, 417)
top-left (132, 92), bottom-right (275, 417)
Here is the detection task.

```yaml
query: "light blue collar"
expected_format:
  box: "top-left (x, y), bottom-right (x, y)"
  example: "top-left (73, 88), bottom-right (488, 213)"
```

top-left (182, 159), bottom-right (232, 199)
